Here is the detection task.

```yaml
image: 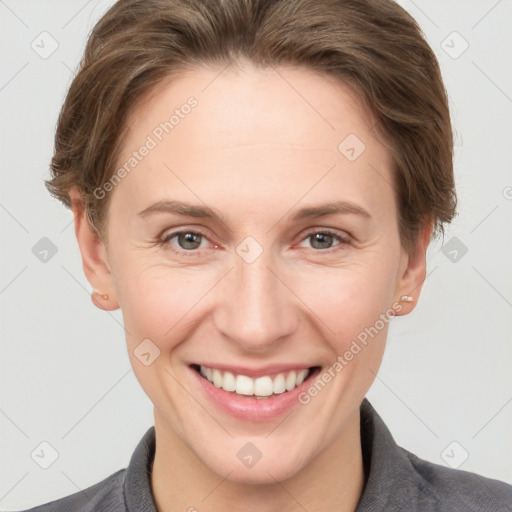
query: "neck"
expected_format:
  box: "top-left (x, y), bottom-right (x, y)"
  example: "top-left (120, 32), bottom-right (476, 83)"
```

top-left (150, 408), bottom-right (365, 512)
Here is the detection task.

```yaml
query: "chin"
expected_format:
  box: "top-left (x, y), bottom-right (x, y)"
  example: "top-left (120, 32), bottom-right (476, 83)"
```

top-left (193, 435), bottom-right (313, 485)
top-left (211, 455), bottom-right (307, 485)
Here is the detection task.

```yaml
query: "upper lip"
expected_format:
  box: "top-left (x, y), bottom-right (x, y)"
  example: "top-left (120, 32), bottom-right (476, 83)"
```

top-left (190, 362), bottom-right (317, 379)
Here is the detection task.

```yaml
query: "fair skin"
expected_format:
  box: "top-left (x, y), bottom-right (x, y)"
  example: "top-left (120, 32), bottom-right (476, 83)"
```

top-left (70, 64), bottom-right (429, 512)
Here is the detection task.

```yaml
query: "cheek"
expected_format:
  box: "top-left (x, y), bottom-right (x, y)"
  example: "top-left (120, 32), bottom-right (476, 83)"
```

top-left (295, 254), bottom-right (400, 354)
top-left (113, 262), bottom-right (209, 408)
top-left (112, 256), bottom-right (216, 350)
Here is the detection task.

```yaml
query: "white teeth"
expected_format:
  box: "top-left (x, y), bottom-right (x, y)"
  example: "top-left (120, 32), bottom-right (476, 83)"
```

top-left (223, 371), bottom-right (236, 392)
top-left (212, 369), bottom-right (223, 388)
top-left (273, 373), bottom-right (286, 394)
top-left (296, 369), bottom-right (308, 386)
top-left (254, 376), bottom-right (273, 396)
top-left (235, 375), bottom-right (254, 396)
top-left (285, 370), bottom-right (297, 391)
top-left (198, 365), bottom-right (312, 397)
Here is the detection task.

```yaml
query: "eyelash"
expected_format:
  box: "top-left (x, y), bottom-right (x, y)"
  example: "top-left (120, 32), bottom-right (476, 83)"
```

top-left (156, 228), bottom-right (352, 258)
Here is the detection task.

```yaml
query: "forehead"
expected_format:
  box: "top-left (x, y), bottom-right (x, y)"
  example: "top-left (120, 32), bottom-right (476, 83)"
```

top-left (129, 64), bottom-right (377, 151)
top-left (110, 64), bottom-right (395, 221)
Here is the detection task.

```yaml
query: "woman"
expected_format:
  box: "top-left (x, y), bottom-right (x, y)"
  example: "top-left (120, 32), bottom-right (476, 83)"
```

top-left (18, 0), bottom-right (512, 510)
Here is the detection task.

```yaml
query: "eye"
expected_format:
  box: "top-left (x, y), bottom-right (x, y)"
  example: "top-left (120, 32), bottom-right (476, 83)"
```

top-left (157, 227), bottom-right (352, 257)
top-left (158, 229), bottom-right (211, 255)
top-left (297, 229), bottom-right (352, 251)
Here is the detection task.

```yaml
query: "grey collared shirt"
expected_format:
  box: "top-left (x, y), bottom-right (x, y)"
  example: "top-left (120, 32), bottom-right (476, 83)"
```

top-left (17, 399), bottom-right (512, 511)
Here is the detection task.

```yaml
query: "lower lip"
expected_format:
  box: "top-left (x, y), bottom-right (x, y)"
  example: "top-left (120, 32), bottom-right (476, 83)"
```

top-left (189, 366), bottom-right (321, 422)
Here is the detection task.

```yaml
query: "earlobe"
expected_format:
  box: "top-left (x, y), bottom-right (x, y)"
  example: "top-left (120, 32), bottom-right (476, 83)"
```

top-left (68, 186), bottom-right (119, 311)
top-left (393, 222), bottom-right (432, 315)
top-left (91, 290), bottom-right (113, 311)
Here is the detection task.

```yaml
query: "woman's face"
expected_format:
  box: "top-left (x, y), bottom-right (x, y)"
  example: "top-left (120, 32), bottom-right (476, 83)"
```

top-left (79, 64), bottom-right (426, 483)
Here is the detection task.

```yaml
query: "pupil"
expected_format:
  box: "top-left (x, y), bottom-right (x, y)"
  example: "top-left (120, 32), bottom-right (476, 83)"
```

top-left (312, 233), bottom-right (332, 249)
top-left (179, 233), bottom-right (201, 250)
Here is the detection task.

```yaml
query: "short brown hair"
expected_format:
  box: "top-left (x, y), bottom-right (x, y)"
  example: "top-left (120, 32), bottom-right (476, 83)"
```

top-left (46, 0), bottom-right (456, 253)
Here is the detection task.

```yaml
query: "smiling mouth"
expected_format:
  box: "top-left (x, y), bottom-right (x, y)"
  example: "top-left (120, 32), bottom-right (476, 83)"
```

top-left (190, 364), bottom-right (321, 398)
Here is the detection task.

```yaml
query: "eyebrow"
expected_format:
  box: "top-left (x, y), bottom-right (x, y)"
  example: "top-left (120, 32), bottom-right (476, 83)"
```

top-left (137, 200), bottom-right (227, 222)
top-left (137, 199), bottom-right (371, 223)
top-left (290, 201), bottom-right (371, 221)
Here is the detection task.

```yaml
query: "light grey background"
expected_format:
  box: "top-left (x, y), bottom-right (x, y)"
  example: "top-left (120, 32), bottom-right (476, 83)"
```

top-left (1, 0), bottom-right (511, 509)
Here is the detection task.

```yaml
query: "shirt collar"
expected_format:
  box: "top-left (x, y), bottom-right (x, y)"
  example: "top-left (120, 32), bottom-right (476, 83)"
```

top-left (123, 398), bottom-right (439, 511)
top-left (356, 399), bottom-right (438, 511)
top-left (123, 422), bottom-right (157, 511)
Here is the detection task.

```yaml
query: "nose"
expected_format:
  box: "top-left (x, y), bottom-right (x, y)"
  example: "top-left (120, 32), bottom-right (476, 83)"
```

top-left (214, 247), bottom-right (298, 353)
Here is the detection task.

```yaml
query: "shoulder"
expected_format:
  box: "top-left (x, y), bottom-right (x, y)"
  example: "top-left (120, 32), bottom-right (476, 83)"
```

top-left (402, 447), bottom-right (512, 511)
top-left (16, 469), bottom-right (126, 512)
top-left (14, 426), bottom-right (157, 512)
top-left (359, 399), bottom-right (512, 511)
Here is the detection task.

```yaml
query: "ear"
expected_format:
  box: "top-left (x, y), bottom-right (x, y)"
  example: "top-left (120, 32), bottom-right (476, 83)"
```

top-left (69, 186), bottom-right (119, 311)
top-left (393, 222), bottom-right (432, 316)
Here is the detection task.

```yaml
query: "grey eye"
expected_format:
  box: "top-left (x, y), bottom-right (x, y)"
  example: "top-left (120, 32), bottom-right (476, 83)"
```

top-left (175, 232), bottom-right (203, 250)
top-left (309, 233), bottom-right (336, 250)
